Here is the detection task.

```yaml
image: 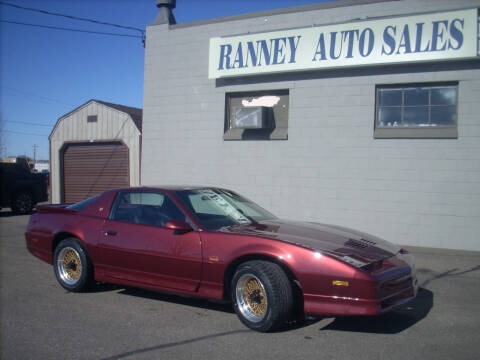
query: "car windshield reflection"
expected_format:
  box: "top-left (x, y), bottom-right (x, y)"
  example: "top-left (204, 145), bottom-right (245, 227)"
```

top-left (175, 189), bottom-right (277, 230)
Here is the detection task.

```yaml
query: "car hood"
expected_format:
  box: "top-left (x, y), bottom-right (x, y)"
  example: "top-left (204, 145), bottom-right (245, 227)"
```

top-left (220, 219), bottom-right (400, 264)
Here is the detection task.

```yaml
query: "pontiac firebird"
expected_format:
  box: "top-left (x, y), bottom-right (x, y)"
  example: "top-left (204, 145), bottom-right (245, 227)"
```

top-left (25, 186), bottom-right (418, 332)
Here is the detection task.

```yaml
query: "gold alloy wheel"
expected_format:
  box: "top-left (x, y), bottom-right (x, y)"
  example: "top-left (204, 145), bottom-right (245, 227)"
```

top-left (244, 278), bottom-right (267, 316)
top-left (236, 274), bottom-right (268, 322)
top-left (57, 247), bottom-right (83, 285)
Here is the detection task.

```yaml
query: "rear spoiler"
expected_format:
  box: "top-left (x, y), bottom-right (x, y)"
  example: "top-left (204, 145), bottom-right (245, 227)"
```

top-left (35, 204), bottom-right (77, 214)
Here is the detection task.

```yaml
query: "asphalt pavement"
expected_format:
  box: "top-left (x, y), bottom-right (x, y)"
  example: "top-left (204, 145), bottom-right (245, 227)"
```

top-left (1, 210), bottom-right (479, 360)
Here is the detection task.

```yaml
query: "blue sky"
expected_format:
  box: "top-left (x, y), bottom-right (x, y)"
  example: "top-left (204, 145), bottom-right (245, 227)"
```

top-left (0, 0), bottom-right (333, 160)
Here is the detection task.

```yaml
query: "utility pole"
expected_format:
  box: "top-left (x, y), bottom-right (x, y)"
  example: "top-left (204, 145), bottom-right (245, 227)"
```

top-left (33, 144), bottom-right (38, 164)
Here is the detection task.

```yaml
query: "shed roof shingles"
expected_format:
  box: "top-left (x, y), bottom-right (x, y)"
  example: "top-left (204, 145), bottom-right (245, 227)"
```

top-left (94, 100), bottom-right (143, 132)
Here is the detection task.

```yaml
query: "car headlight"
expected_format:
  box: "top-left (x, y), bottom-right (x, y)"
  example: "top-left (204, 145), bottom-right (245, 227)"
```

top-left (320, 250), bottom-right (370, 269)
top-left (340, 255), bottom-right (369, 268)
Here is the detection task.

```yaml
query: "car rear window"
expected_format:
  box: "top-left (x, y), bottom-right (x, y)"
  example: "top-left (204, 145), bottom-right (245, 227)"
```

top-left (66, 194), bottom-right (100, 211)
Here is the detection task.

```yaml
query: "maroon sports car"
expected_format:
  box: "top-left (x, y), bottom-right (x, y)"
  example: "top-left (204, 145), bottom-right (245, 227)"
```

top-left (26, 186), bottom-right (418, 332)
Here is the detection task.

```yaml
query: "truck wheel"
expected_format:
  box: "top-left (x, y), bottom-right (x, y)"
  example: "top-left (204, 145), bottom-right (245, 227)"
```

top-left (231, 261), bottom-right (293, 332)
top-left (12, 192), bottom-right (34, 214)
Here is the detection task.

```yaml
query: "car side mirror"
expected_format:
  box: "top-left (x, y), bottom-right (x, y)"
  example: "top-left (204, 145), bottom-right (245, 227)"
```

top-left (165, 220), bottom-right (193, 234)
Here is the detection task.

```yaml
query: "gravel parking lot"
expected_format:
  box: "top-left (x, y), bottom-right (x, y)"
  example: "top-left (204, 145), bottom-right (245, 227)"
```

top-left (1, 211), bottom-right (479, 360)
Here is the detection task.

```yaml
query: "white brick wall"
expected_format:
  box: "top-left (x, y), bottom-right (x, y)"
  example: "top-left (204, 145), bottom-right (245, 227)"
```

top-left (143, 0), bottom-right (480, 251)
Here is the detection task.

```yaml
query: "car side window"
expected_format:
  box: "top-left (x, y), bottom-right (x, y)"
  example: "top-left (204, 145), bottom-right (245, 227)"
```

top-left (110, 192), bottom-right (186, 227)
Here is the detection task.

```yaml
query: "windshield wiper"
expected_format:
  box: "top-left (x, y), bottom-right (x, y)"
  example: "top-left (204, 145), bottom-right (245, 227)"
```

top-left (235, 208), bottom-right (257, 223)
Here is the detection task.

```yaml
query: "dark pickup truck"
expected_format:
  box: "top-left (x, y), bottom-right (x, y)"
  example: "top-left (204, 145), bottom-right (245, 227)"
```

top-left (0, 158), bottom-right (48, 214)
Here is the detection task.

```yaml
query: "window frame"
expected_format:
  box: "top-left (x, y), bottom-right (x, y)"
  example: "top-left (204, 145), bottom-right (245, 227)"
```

top-left (374, 82), bottom-right (458, 139)
top-left (224, 89), bottom-right (289, 141)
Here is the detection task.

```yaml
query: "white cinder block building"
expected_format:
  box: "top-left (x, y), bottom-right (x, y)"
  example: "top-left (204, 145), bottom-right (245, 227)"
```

top-left (142, 0), bottom-right (480, 251)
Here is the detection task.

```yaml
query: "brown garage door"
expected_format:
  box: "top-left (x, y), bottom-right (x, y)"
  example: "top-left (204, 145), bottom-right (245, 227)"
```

top-left (62, 142), bottom-right (129, 203)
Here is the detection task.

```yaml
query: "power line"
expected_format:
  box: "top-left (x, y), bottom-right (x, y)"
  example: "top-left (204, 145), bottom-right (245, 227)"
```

top-left (2, 86), bottom-right (75, 107)
top-left (5, 120), bottom-right (52, 127)
top-left (2, 130), bottom-right (49, 137)
top-left (1, 19), bottom-right (143, 39)
top-left (0, 1), bottom-right (145, 45)
top-left (0, 1), bottom-right (145, 35)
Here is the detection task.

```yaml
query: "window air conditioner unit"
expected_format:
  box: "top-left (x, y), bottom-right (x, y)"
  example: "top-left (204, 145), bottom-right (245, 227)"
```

top-left (232, 106), bottom-right (270, 129)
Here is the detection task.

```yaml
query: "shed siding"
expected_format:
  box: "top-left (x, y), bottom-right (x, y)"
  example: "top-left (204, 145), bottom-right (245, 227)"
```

top-left (50, 101), bottom-right (141, 203)
top-left (142, 0), bottom-right (480, 251)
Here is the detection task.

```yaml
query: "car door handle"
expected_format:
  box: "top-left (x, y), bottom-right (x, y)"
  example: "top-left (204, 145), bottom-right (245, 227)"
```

top-left (104, 230), bottom-right (117, 236)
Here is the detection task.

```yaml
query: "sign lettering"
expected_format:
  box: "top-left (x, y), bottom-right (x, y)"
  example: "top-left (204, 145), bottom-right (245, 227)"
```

top-left (209, 9), bottom-right (478, 79)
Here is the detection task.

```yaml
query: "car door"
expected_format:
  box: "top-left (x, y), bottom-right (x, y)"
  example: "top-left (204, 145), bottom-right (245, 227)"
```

top-left (99, 191), bottom-right (202, 292)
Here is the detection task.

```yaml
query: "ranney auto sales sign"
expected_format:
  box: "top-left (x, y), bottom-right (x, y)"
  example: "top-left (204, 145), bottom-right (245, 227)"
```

top-left (208, 9), bottom-right (478, 79)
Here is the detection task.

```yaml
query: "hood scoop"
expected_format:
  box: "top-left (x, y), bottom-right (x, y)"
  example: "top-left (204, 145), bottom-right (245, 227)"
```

top-left (345, 238), bottom-right (376, 249)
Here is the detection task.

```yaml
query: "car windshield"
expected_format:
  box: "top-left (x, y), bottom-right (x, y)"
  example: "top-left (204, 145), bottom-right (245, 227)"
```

top-left (175, 189), bottom-right (277, 230)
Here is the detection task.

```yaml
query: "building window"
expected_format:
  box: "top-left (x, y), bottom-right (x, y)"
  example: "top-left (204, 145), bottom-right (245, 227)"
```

top-left (224, 90), bottom-right (289, 140)
top-left (375, 83), bottom-right (458, 139)
top-left (87, 115), bottom-right (98, 123)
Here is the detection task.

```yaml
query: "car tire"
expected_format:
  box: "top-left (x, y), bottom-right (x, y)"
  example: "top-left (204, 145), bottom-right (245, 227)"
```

top-left (12, 192), bottom-right (34, 214)
top-left (53, 238), bottom-right (93, 292)
top-left (231, 260), bottom-right (293, 332)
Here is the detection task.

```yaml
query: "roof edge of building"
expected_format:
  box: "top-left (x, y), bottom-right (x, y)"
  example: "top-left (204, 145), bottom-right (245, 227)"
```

top-left (158, 0), bottom-right (399, 30)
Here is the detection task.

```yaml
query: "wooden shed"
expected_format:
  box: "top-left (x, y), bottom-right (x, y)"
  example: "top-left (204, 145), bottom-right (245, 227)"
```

top-left (49, 100), bottom-right (142, 204)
